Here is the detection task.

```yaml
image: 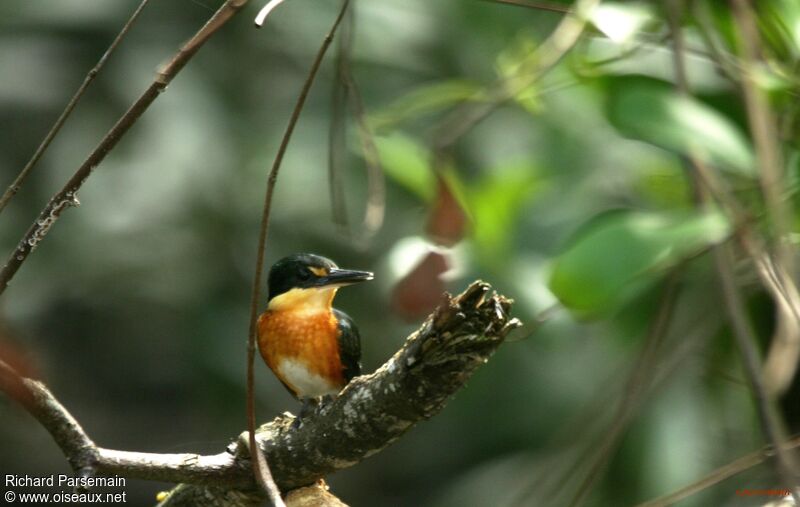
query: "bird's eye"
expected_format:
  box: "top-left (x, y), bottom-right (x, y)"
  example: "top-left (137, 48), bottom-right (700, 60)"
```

top-left (298, 269), bottom-right (312, 281)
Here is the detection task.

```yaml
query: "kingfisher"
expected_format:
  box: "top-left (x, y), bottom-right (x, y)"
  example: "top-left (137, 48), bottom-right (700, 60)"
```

top-left (257, 253), bottom-right (373, 418)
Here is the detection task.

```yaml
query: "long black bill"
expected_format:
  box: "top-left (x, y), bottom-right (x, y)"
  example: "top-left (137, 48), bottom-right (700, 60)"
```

top-left (314, 268), bottom-right (374, 287)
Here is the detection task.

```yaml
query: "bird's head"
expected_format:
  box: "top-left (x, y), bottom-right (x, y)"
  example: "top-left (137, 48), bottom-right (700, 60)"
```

top-left (266, 253), bottom-right (373, 312)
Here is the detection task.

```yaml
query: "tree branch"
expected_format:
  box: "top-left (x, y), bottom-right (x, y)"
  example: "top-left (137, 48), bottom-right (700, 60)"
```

top-left (0, 360), bottom-right (97, 482)
top-left (0, 0), bottom-right (250, 296)
top-left (0, 281), bottom-right (519, 506)
top-left (0, 0), bottom-right (152, 215)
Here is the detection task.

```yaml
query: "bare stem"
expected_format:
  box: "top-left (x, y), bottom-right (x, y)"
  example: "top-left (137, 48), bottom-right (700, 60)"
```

top-left (669, 2), bottom-right (800, 499)
top-left (344, 74), bottom-right (386, 240)
top-left (713, 245), bottom-right (800, 500)
top-left (327, 0), bottom-right (355, 233)
top-left (245, 2), bottom-right (352, 505)
top-left (730, 0), bottom-right (800, 398)
top-left (730, 0), bottom-right (792, 259)
top-left (567, 274), bottom-right (681, 507)
top-left (479, 0), bottom-right (571, 14)
top-left (0, 0), bottom-right (153, 215)
top-left (635, 435), bottom-right (800, 507)
top-left (326, 1), bottom-right (385, 242)
top-left (0, 0), bottom-right (251, 296)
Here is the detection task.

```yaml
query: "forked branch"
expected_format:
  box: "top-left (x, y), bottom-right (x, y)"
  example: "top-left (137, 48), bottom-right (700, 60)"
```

top-left (0, 282), bottom-right (519, 507)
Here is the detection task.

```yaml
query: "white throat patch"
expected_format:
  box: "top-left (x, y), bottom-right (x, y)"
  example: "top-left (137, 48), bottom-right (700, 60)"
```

top-left (267, 287), bottom-right (337, 314)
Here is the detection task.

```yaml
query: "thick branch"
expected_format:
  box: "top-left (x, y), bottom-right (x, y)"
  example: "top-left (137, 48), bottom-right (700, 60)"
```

top-left (0, 282), bottom-right (518, 506)
top-left (255, 282), bottom-right (518, 488)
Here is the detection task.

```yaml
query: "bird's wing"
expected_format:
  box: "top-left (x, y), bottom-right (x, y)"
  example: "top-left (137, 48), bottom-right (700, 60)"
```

top-left (333, 309), bottom-right (362, 382)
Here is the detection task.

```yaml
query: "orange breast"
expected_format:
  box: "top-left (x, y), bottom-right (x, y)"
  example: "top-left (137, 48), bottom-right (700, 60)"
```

top-left (257, 310), bottom-right (345, 394)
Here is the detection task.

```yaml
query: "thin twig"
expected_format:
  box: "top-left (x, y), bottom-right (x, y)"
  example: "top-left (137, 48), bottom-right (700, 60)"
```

top-left (503, 302), bottom-right (560, 342)
top-left (730, 0), bottom-right (800, 398)
top-left (730, 0), bottom-right (792, 261)
top-left (521, 313), bottom-right (718, 507)
top-left (433, 0), bottom-right (599, 152)
top-left (687, 148), bottom-right (800, 400)
top-left (635, 435), bottom-right (800, 507)
top-left (691, 1), bottom-right (741, 82)
top-left (668, 2), bottom-right (800, 499)
top-left (0, 0), bottom-right (152, 215)
top-left (327, 1), bottom-right (385, 242)
top-left (479, 0), bottom-right (570, 14)
top-left (713, 245), bottom-right (800, 500)
top-left (245, 2), bottom-right (352, 505)
top-left (327, 0), bottom-right (354, 232)
top-left (0, 0), bottom-right (250, 296)
top-left (567, 273), bottom-right (682, 507)
top-left (344, 74), bottom-right (386, 239)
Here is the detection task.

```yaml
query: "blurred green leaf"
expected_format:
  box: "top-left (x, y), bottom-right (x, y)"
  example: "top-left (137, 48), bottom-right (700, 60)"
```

top-left (471, 163), bottom-right (544, 262)
top-left (759, 0), bottom-right (800, 61)
top-left (495, 36), bottom-right (543, 115)
top-left (606, 76), bottom-right (755, 175)
top-left (549, 209), bottom-right (730, 317)
top-left (634, 162), bottom-right (693, 209)
top-left (375, 133), bottom-right (435, 201)
top-left (369, 80), bottom-right (485, 131)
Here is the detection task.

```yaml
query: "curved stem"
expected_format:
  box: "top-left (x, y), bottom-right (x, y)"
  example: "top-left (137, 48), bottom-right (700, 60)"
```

top-left (245, 2), bottom-right (352, 505)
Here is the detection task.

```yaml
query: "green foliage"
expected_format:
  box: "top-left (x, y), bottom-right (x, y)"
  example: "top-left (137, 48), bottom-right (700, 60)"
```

top-left (548, 209), bottom-right (730, 317)
top-left (470, 163), bottom-right (544, 263)
top-left (606, 75), bottom-right (755, 175)
top-left (758, 0), bottom-right (800, 61)
top-left (633, 163), bottom-right (693, 209)
top-left (375, 129), bottom-right (542, 263)
top-left (374, 133), bottom-right (435, 201)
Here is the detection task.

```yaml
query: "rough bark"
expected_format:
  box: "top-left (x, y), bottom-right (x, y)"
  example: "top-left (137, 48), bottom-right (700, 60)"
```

top-left (159, 281), bottom-right (518, 505)
top-left (0, 281), bottom-right (519, 507)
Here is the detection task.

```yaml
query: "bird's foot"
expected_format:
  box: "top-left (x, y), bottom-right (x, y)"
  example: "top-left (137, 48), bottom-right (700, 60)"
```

top-left (291, 398), bottom-right (318, 429)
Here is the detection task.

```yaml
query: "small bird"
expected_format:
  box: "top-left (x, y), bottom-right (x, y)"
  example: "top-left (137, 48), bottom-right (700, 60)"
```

top-left (257, 253), bottom-right (373, 418)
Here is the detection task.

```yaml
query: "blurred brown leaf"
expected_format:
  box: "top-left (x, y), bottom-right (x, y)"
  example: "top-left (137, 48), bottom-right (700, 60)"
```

top-left (426, 174), bottom-right (468, 247)
top-left (391, 250), bottom-right (449, 321)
